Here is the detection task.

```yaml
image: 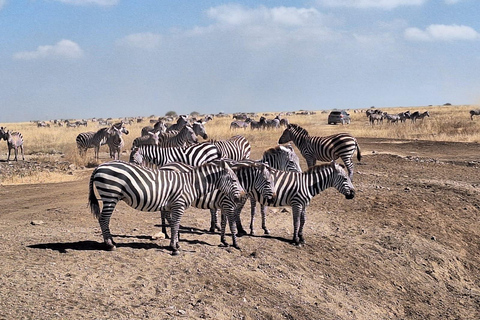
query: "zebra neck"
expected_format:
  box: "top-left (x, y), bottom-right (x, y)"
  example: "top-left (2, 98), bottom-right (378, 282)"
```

top-left (304, 168), bottom-right (333, 196)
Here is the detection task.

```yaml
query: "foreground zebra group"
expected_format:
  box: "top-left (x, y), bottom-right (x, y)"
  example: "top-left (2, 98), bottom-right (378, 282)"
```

top-left (88, 123), bottom-right (358, 255)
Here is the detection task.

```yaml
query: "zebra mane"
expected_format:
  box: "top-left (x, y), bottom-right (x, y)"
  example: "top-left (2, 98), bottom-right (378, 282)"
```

top-left (289, 124), bottom-right (309, 136)
top-left (305, 162), bottom-right (345, 173)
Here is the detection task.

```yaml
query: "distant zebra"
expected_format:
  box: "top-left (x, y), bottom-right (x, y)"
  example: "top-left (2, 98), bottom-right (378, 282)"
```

top-left (106, 126), bottom-right (129, 160)
top-left (230, 119), bottom-right (251, 130)
top-left (410, 111), bottom-right (430, 123)
top-left (129, 141), bottom-right (221, 168)
top-left (161, 121), bottom-right (208, 141)
top-left (0, 127), bottom-right (24, 161)
top-left (141, 121), bottom-right (167, 136)
top-left (159, 159), bottom-right (274, 249)
top-left (209, 135), bottom-right (251, 160)
top-left (156, 125), bottom-right (198, 148)
top-left (235, 162), bottom-right (355, 245)
top-left (470, 109), bottom-right (480, 120)
top-left (398, 111), bottom-right (410, 123)
top-left (278, 124), bottom-right (361, 180)
top-left (132, 131), bottom-right (161, 147)
top-left (76, 126), bottom-right (116, 159)
top-left (88, 160), bottom-right (245, 255)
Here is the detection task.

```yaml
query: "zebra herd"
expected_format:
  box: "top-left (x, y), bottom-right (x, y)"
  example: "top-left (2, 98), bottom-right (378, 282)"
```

top-left (88, 121), bottom-right (359, 255)
top-left (367, 110), bottom-right (430, 125)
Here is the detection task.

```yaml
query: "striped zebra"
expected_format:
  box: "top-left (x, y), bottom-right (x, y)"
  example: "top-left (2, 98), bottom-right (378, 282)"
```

top-left (471, 109), bottom-right (480, 120)
top-left (159, 159), bottom-right (274, 249)
top-left (129, 141), bottom-right (221, 168)
top-left (278, 124), bottom-right (361, 180)
top-left (76, 128), bottom-right (111, 159)
top-left (132, 131), bottom-right (161, 147)
top-left (106, 126), bottom-right (129, 160)
top-left (410, 111), bottom-right (430, 123)
top-left (236, 162), bottom-right (355, 245)
top-left (208, 135), bottom-right (251, 160)
top-left (166, 115), bottom-right (188, 132)
top-left (141, 120), bottom-right (167, 137)
top-left (0, 127), bottom-right (24, 161)
top-left (156, 124), bottom-right (198, 148)
top-left (88, 160), bottom-right (245, 255)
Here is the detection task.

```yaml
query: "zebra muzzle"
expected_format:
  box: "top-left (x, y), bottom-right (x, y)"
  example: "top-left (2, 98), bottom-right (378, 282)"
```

top-left (345, 190), bottom-right (355, 200)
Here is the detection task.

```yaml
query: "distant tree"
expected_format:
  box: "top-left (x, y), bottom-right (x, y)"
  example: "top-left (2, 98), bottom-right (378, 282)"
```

top-left (190, 111), bottom-right (200, 117)
top-left (165, 111), bottom-right (177, 117)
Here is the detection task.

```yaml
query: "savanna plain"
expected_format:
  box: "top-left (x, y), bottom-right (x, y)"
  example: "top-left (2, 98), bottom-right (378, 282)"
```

top-left (0, 105), bottom-right (479, 320)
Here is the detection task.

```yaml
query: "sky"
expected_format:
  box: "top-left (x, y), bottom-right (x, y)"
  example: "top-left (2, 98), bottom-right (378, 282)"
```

top-left (1, 0), bottom-right (480, 122)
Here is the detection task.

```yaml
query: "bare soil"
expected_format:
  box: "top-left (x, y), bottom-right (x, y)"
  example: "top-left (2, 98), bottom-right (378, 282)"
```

top-left (0, 137), bottom-right (479, 320)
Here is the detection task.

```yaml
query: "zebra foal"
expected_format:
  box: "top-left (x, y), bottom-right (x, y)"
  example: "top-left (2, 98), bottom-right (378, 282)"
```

top-left (278, 124), bottom-right (361, 180)
top-left (0, 127), bottom-right (25, 161)
top-left (88, 160), bottom-right (245, 255)
top-left (236, 162), bottom-right (355, 245)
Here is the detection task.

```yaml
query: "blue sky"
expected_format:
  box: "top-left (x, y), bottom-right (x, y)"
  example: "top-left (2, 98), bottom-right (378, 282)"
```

top-left (1, 0), bottom-right (479, 122)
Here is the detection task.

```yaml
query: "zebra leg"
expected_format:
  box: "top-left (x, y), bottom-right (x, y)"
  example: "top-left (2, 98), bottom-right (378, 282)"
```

top-left (291, 204), bottom-right (303, 245)
top-left (235, 197), bottom-right (248, 236)
top-left (341, 155), bottom-right (354, 181)
top-left (249, 198), bottom-right (257, 236)
top-left (260, 204), bottom-right (270, 235)
top-left (222, 207), bottom-right (240, 249)
top-left (20, 145), bottom-right (24, 161)
top-left (220, 211), bottom-right (228, 247)
top-left (298, 206), bottom-right (307, 244)
top-left (161, 210), bottom-right (170, 239)
top-left (97, 202), bottom-right (117, 251)
top-left (209, 209), bottom-right (220, 232)
top-left (169, 207), bottom-right (184, 255)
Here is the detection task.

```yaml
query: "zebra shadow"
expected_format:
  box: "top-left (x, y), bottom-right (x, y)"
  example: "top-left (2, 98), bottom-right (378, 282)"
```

top-left (243, 233), bottom-right (295, 245)
top-left (28, 240), bottom-right (171, 253)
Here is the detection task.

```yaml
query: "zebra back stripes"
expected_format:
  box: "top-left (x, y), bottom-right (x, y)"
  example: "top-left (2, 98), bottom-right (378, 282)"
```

top-left (236, 162), bottom-right (355, 245)
top-left (88, 159), bottom-right (245, 255)
top-left (0, 127), bottom-right (24, 161)
top-left (278, 123), bottom-right (361, 180)
top-left (156, 125), bottom-right (198, 148)
top-left (129, 141), bottom-right (221, 168)
top-left (208, 135), bottom-right (251, 160)
top-left (159, 159), bottom-right (274, 248)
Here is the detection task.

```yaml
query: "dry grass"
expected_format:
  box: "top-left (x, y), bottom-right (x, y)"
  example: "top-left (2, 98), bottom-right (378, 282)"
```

top-left (0, 104), bottom-right (479, 185)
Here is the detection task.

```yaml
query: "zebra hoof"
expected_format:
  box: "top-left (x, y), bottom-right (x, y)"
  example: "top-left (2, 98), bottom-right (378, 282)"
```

top-left (105, 239), bottom-right (116, 251)
top-left (237, 229), bottom-right (248, 237)
top-left (219, 243), bottom-right (229, 248)
top-left (171, 249), bottom-right (180, 256)
top-left (263, 229), bottom-right (270, 235)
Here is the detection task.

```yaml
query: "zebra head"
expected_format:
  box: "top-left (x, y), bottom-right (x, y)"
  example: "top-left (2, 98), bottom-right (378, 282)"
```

top-left (330, 161), bottom-right (355, 200)
top-left (129, 146), bottom-right (143, 165)
top-left (214, 160), bottom-right (246, 204)
top-left (278, 145), bottom-right (302, 172)
top-left (278, 124), bottom-right (307, 145)
top-left (233, 160), bottom-right (276, 200)
top-left (193, 121), bottom-right (208, 139)
top-left (255, 162), bottom-right (275, 200)
top-left (0, 127), bottom-right (7, 140)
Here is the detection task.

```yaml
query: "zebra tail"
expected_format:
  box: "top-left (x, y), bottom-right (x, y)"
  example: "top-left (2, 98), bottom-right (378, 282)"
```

top-left (356, 142), bottom-right (362, 161)
top-left (88, 172), bottom-right (101, 219)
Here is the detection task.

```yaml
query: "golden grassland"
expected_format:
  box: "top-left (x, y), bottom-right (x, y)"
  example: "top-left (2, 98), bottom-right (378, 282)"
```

top-left (0, 104), bottom-right (479, 185)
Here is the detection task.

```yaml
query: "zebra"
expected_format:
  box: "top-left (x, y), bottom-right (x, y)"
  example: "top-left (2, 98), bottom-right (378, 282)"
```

top-left (410, 111), bottom-right (430, 123)
top-left (76, 125), bottom-right (119, 159)
top-left (235, 161), bottom-right (355, 245)
top-left (470, 109), bottom-right (480, 120)
top-left (230, 119), bottom-right (251, 130)
top-left (132, 131), bottom-right (161, 147)
top-left (369, 113), bottom-right (384, 125)
top-left (384, 114), bottom-right (400, 124)
top-left (88, 159), bottom-right (245, 255)
top-left (208, 135), bottom-right (251, 160)
top-left (106, 126), bottom-right (129, 160)
top-left (0, 127), bottom-right (24, 161)
top-left (156, 124), bottom-right (198, 148)
top-left (159, 159), bottom-right (275, 249)
top-left (398, 111), bottom-right (410, 123)
top-left (166, 115), bottom-right (188, 132)
top-left (129, 141), bottom-right (221, 168)
top-left (160, 121), bottom-right (208, 141)
top-left (141, 120), bottom-right (167, 136)
top-left (278, 124), bottom-right (361, 180)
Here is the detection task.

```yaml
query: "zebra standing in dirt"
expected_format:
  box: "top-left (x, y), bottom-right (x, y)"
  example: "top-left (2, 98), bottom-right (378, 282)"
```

top-left (0, 127), bottom-right (24, 161)
top-left (129, 141), bottom-right (221, 168)
top-left (159, 159), bottom-right (275, 249)
top-left (88, 160), bottom-right (245, 255)
top-left (278, 124), bottom-right (361, 180)
top-left (76, 128), bottom-right (111, 159)
top-left (235, 162), bottom-right (355, 245)
top-left (106, 126), bottom-right (129, 160)
top-left (209, 135), bottom-right (251, 160)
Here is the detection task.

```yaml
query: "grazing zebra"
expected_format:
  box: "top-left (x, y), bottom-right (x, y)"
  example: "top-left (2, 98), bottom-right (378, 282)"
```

top-left (410, 111), bottom-right (430, 123)
top-left (106, 126), bottom-right (129, 160)
top-left (470, 109), bottom-right (480, 120)
top-left (230, 119), bottom-right (251, 130)
top-left (208, 135), bottom-right (251, 160)
top-left (0, 127), bottom-right (24, 161)
top-left (166, 115), bottom-right (188, 132)
top-left (369, 113), bottom-right (384, 125)
top-left (398, 111), bottom-right (410, 123)
top-left (129, 141), bottom-right (221, 168)
top-left (88, 160), bottom-right (245, 255)
top-left (159, 159), bottom-right (274, 249)
top-left (278, 124), bottom-right (361, 180)
top-left (235, 162), bottom-right (355, 245)
top-left (384, 114), bottom-right (400, 124)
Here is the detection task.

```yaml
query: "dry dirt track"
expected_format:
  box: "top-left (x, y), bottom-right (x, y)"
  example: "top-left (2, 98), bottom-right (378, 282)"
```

top-left (0, 138), bottom-right (479, 320)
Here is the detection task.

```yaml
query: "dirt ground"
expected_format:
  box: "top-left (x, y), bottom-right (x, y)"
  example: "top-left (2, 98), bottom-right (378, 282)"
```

top-left (0, 137), bottom-right (479, 320)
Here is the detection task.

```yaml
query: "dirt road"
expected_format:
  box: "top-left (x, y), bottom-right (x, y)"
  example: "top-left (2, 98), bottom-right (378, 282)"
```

top-left (0, 138), bottom-right (479, 319)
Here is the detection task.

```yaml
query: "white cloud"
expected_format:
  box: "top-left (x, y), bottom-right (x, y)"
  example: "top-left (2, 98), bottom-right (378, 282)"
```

top-left (13, 40), bottom-right (84, 60)
top-left (405, 24), bottom-right (480, 41)
top-left (317, 0), bottom-right (426, 10)
top-left (117, 33), bottom-right (162, 50)
top-left (53, 0), bottom-right (119, 6)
